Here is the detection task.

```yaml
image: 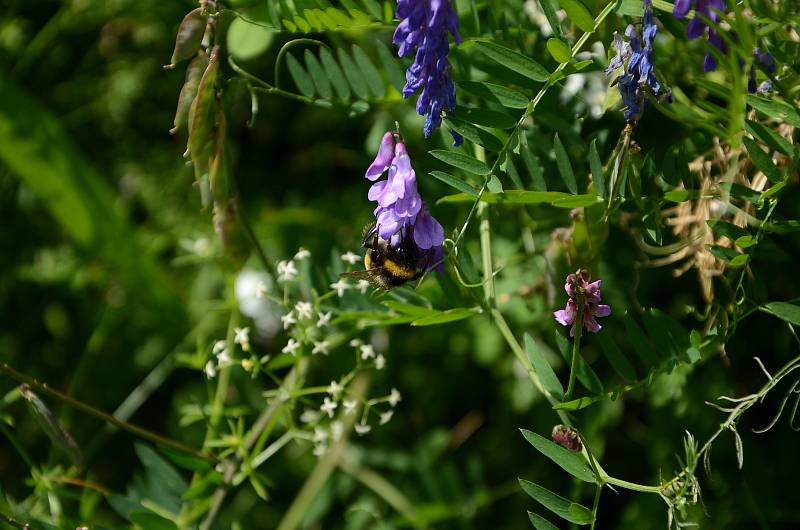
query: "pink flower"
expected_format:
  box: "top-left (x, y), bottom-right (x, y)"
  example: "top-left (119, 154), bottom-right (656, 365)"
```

top-left (554, 269), bottom-right (611, 336)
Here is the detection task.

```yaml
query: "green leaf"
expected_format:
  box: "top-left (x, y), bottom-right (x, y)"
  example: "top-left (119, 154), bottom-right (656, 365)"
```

top-left (304, 49), bottom-right (332, 99)
top-left (764, 302), bottom-right (800, 326)
top-left (444, 117), bottom-right (504, 151)
top-left (473, 41), bottom-right (549, 82)
top-left (455, 107), bottom-right (518, 129)
top-left (719, 182), bottom-right (760, 203)
top-left (588, 139), bottom-right (604, 198)
top-left (520, 429), bottom-right (595, 482)
top-left (528, 511), bottom-right (560, 530)
top-left (560, 0), bottom-right (594, 32)
top-left (227, 16), bottom-right (274, 60)
top-left (487, 175), bottom-right (504, 193)
top-left (547, 38), bottom-right (572, 63)
top-left (553, 134), bottom-right (578, 194)
top-left (745, 120), bottom-right (793, 156)
top-left (411, 307), bottom-right (481, 326)
top-left (596, 331), bottom-right (637, 381)
top-left (337, 47), bottom-right (370, 99)
top-left (458, 81), bottom-right (529, 109)
top-left (319, 47), bottom-right (350, 99)
top-left (743, 137), bottom-right (781, 183)
top-left (554, 330), bottom-right (603, 395)
top-left (623, 312), bottom-right (661, 368)
top-left (747, 95), bottom-right (800, 127)
top-left (518, 479), bottom-right (594, 524)
top-left (706, 244), bottom-right (744, 264)
top-left (538, 0), bottom-right (563, 37)
top-left (707, 219), bottom-right (749, 242)
top-left (383, 301), bottom-right (436, 317)
top-left (376, 40), bottom-right (405, 91)
top-left (551, 195), bottom-right (598, 208)
top-left (286, 52), bottom-right (315, 98)
top-left (437, 190), bottom-right (597, 206)
top-left (351, 44), bottom-right (385, 98)
top-left (553, 394), bottom-right (606, 410)
top-left (429, 170), bottom-right (479, 196)
top-left (169, 8), bottom-right (205, 66)
top-left (430, 150), bottom-right (491, 175)
top-left (525, 334), bottom-right (564, 400)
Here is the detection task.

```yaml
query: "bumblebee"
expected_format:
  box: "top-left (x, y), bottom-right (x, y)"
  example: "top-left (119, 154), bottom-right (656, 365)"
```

top-left (341, 223), bottom-right (425, 289)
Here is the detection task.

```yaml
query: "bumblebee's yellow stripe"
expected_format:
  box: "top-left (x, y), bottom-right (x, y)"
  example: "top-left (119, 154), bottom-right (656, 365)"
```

top-left (382, 259), bottom-right (417, 279)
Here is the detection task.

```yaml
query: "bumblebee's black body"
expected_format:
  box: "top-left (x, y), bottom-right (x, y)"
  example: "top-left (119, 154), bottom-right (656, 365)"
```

top-left (341, 223), bottom-right (424, 289)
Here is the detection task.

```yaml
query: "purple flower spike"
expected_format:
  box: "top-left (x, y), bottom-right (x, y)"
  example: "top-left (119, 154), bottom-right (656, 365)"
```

top-left (394, 0), bottom-right (462, 145)
top-left (606, 0), bottom-right (668, 123)
top-left (674, 0), bottom-right (729, 71)
top-left (554, 269), bottom-right (611, 337)
top-left (365, 132), bottom-right (396, 181)
top-left (365, 131), bottom-right (445, 272)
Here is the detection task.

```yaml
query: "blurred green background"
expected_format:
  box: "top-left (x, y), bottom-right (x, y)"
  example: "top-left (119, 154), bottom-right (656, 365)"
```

top-left (1, 0), bottom-right (800, 528)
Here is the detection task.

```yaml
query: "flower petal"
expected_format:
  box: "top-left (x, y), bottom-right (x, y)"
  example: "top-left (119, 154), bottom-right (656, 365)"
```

top-left (365, 132), bottom-right (395, 181)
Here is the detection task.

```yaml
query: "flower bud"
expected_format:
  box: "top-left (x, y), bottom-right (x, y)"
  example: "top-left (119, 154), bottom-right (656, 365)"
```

top-left (551, 424), bottom-right (582, 452)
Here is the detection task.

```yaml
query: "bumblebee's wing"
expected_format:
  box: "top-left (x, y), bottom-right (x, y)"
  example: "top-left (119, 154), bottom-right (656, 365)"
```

top-left (340, 269), bottom-right (380, 282)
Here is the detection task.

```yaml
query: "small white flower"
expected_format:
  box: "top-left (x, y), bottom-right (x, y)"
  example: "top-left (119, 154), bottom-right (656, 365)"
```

top-left (313, 427), bottom-right (328, 443)
top-left (320, 397), bottom-right (338, 418)
top-left (300, 408), bottom-right (320, 423)
top-left (212, 340), bottom-right (227, 354)
top-left (204, 360), bottom-right (217, 378)
top-left (357, 279), bottom-right (371, 294)
top-left (341, 251), bottom-right (360, 265)
top-left (312, 340), bottom-right (329, 355)
top-left (282, 338), bottom-right (300, 356)
top-left (234, 327), bottom-right (251, 351)
top-left (375, 354), bottom-right (386, 370)
top-left (277, 260), bottom-right (298, 282)
top-left (330, 420), bottom-right (344, 441)
top-left (343, 400), bottom-right (358, 415)
top-left (349, 338), bottom-right (362, 347)
top-left (316, 311), bottom-right (332, 328)
top-left (241, 358), bottom-right (254, 372)
top-left (354, 423), bottom-right (371, 435)
top-left (216, 348), bottom-right (232, 366)
top-left (330, 279), bottom-right (350, 297)
top-left (359, 344), bottom-right (375, 360)
top-left (281, 311), bottom-right (297, 330)
top-left (312, 443), bottom-right (328, 457)
top-left (379, 410), bottom-right (394, 425)
top-left (295, 247), bottom-right (311, 260)
top-left (294, 301), bottom-right (313, 320)
top-left (326, 380), bottom-right (344, 399)
top-left (388, 388), bottom-right (402, 407)
top-left (255, 281), bottom-right (268, 299)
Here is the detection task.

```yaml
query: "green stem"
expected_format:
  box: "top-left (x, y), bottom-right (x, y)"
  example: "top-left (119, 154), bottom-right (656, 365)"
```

top-left (601, 474), bottom-right (662, 494)
top-left (564, 304), bottom-right (584, 400)
top-left (590, 484), bottom-right (603, 530)
top-left (0, 362), bottom-right (214, 462)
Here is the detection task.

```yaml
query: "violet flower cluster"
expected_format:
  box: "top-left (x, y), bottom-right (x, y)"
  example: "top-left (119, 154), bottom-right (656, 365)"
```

top-left (674, 0), bottom-right (775, 92)
top-left (673, 0), bottom-right (727, 72)
top-left (393, 0), bottom-right (463, 145)
top-left (606, 0), bottom-right (669, 123)
top-left (366, 132), bottom-right (445, 268)
top-left (554, 270), bottom-right (611, 337)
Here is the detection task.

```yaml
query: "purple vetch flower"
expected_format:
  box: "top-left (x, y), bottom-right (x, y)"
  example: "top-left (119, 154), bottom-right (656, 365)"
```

top-left (748, 47), bottom-right (776, 94)
top-left (672, 0), bottom-right (727, 72)
top-left (393, 0), bottom-right (463, 145)
top-left (365, 131), bottom-right (445, 270)
top-left (554, 269), bottom-right (611, 336)
top-left (606, 0), bottom-right (669, 123)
